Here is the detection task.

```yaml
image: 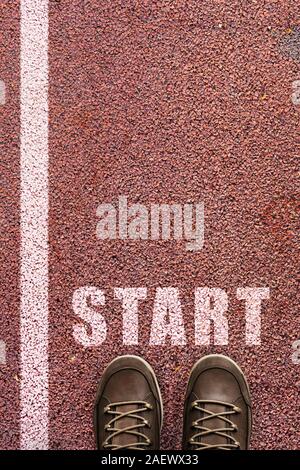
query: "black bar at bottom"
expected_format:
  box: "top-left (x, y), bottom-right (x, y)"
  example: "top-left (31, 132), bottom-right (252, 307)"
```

top-left (0, 450), bottom-right (299, 467)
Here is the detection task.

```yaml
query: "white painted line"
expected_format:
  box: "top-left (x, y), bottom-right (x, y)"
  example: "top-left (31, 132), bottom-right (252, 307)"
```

top-left (0, 80), bottom-right (6, 105)
top-left (20, 0), bottom-right (49, 450)
top-left (0, 340), bottom-right (6, 365)
top-left (291, 340), bottom-right (300, 364)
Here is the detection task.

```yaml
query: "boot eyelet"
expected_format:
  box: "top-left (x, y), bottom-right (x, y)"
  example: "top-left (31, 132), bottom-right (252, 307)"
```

top-left (191, 401), bottom-right (198, 409)
top-left (104, 405), bottom-right (110, 413)
top-left (233, 406), bottom-right (241, 413)
top-left (190, 438), bottom-right (195, 444)
top-left (146, 403), bottom-right (153, 410)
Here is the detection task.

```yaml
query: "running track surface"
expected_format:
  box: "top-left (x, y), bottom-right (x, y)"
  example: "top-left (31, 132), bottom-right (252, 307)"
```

top-left (0, 0), bottom-right (299, 450)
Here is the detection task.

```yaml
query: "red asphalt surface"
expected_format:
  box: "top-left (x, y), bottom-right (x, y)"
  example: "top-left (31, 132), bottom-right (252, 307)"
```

top-left (0, 1), bottom-right (20, 450)
top-left (0, 0), bottom-right (299, 450)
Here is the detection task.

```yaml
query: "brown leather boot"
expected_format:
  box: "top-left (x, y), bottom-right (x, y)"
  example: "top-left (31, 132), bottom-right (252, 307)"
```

top-left (94, 355), bottom-right (163, 450)
top-left (183, 354), bottom-right (252, 450)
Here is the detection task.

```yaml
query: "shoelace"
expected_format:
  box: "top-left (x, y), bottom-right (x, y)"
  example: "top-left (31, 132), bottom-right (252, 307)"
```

top-left (189, 399), bottom-right (241, 450)
top-left (102, 401), bottom-right (153, 450)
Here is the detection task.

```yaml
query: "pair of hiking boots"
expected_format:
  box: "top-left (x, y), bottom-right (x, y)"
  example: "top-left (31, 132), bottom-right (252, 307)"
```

top-left (94, 354), bottom-right (252, 450)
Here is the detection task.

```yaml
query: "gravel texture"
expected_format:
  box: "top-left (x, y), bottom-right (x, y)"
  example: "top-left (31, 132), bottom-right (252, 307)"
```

top-left (0, 0), bottom-right (299, 450)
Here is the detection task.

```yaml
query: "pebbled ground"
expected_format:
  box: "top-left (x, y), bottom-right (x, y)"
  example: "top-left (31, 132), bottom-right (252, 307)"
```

top-left (0, 0), bottom-right (299, 450)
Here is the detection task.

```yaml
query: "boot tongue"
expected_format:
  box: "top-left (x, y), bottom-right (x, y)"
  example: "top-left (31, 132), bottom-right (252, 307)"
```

top-left (113, 404), bottom-right (139, 448)
top-left (202, 402), bottom-right (229, 448)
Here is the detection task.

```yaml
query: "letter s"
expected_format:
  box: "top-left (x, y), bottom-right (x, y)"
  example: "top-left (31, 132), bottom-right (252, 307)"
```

top-left (72, 286), bottom-right (107, 347)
